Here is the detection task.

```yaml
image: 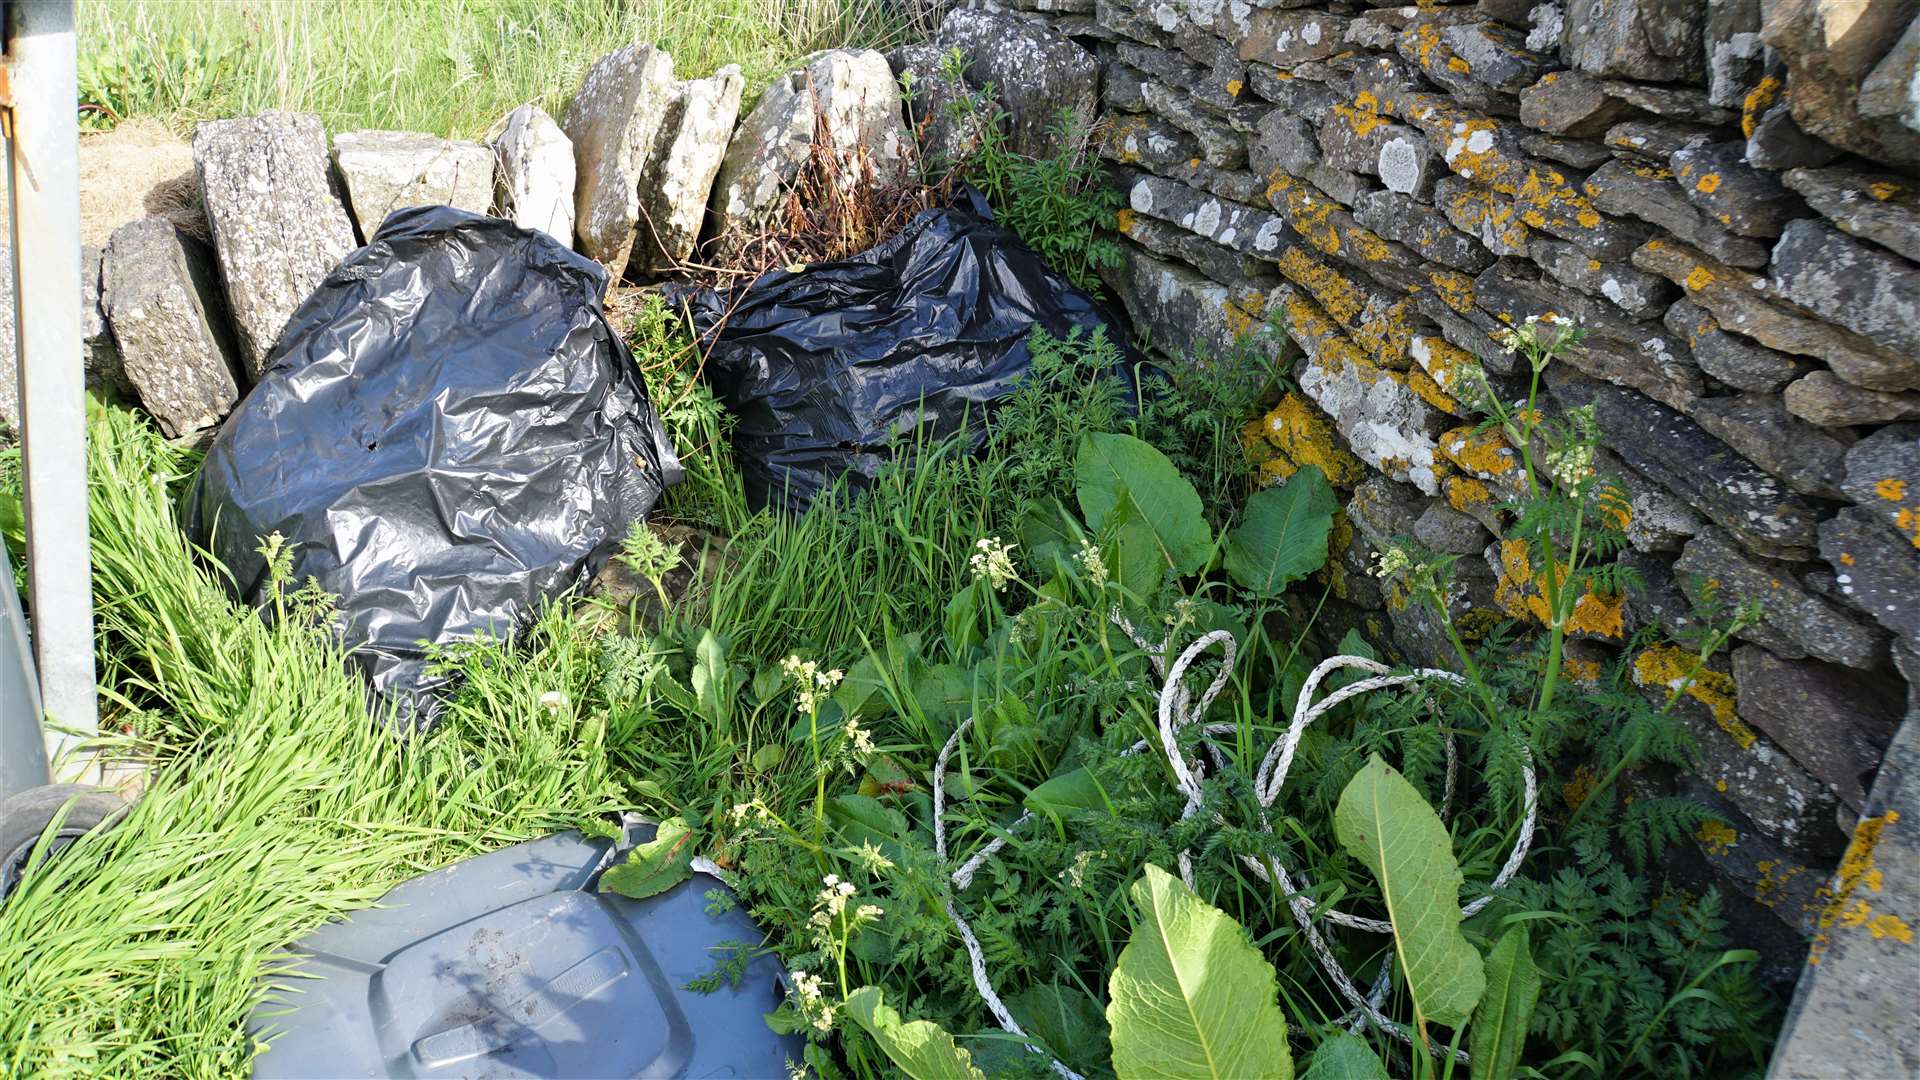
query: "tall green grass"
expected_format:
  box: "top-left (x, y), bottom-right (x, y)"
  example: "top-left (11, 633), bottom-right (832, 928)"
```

top-left (0, 406), bottom-right (626, 1077)
top-left (79, 0), bottom-right (940, 139)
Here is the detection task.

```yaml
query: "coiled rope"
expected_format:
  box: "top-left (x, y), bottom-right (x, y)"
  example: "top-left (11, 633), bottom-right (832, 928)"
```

top-left (932, 609), bottom-right (1538, 1075)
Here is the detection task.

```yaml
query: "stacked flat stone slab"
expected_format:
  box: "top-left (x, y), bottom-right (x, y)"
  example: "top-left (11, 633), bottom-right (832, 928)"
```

top-left (193, 110), bottom-right (357, 376)
top-left (991, 0), bottom-right (1920, 1025)
top-left (331, 129), bottom-right (494, 239)
top-left (489, 103), bottom-right (576, 248)
top-left (707, 49), bottom-right (909, 259)
top-left (100, 217), bottom-right (242, 438)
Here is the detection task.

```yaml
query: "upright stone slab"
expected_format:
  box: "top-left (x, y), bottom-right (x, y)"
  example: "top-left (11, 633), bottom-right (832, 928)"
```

top-left (934, 8), bottom-right (1099, 160)
top-left (708, 49), bottom-right (909, 259)
top-left (489, 103), bottom-right (576, 248)
top-left (101, 217), bottom-right (243, 439)
top-left (331, 130), bottom-right (493, 239)
top-left (634, 65), bottom-right (745, 273)
top-left (193, 110), bottom-right (357, 376)
top-left (1767, 715), bottom-right (1920, 1079)
top-left (562, 44), bottom-right (677, 281)
top-left (80, 245), bottom-right (131, 404)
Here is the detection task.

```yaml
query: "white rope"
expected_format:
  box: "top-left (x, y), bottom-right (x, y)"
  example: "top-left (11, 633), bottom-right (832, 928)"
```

top-left (931, 612), bottom-right (1539, 1073)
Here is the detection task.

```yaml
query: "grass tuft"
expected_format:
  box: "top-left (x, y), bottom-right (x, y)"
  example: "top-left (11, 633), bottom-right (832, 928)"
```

top-left (78, 0), bottom-right (945, 139)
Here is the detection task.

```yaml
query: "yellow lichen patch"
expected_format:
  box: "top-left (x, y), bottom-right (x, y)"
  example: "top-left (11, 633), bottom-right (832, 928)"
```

top-left (1439, 425), bottom-right (1520, 478)
top-left (1226, 78), bottom-right (1243, 97)
top-left (1631, 644), bottom-right (1754, 749)
top-left (1869, 180), bottom-right (1903, 201)
top-left (1259, 453), bottom-right (1300, 485)
top-left (1447, 184), bottom-right (1527, 251)
top-left (1332, 98), bottom-right (1388, 139)
top-left (1696, 819), bottom-right (1738, 856)
top-left (1562, 764), bottom-right (1597, 810)
top-left (1428, 270), bottom-right (1476, 314)
top-left (1446, 475), bottom-right (1493, 512)
top-left (1755, 859), bottom-right (1809, 909)
top-left (1809, 811), bottom-right (1913, 964)
top-left (1695, 172), bottom-right (1721, 193)
top-left (1447, 55), bottom-right (1471, 73)
top-left (1260, 392), bottom-right (1367, 486)
top-left (1742, 74), bottom-right (1782, 138)
top-left (1563, 654), bottom-right (1603, 684)
top-left (1267, 179), bottom-right (1359, 259)
top-left (1496, 538), bottom-right (1627, 638)
top-left (1685, 265), bottom-right (1716, 291)
top-left (1408, 368), bottom-right (1462, 414)
top-left (1276, 247), bottom-right (1365, 326)
top-left (1511, 166), bottom-right (1608, 236)
top-left (1318, 511), bottom-right (1357, 599)
top-left (1114, 208), bottom-right (1137, 233)
top-left (1223, 301), bottom-right (1263, 341)
top-left (1877, 477), bottom-right (1907, 501)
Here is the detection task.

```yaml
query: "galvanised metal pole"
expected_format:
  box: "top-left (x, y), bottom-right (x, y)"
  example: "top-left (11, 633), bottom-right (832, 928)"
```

top-left (5, 0), bottom-right (99, 762)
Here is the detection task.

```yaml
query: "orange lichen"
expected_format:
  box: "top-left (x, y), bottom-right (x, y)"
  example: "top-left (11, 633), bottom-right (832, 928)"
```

top-left (1446, 475), bottom-right (1493, 511)
top-left (1869, 180), bottom-right (1903, 201)
top-left (1631, 645), bottom-right (1754, 749)
top-left (1408, 367), bottom-right (1462, 413)
top-left (1695, 172), bottom-right (1721, 193)
top-left (1562, 764), bottom-right (1597, 810)
top-left (1808, 811), bottom-right (1913, 964)
top-left (1562, 654), bottom-right (1603, 685)
top-left (1696, 820), bottom-right (1737, 856)
top-left (1226, 78), bottom-right (1243, 97)
top-left (1754, 860), bottom-right (1808, 909)
top-left (1277, 247), bottom-right (1365, 326)
top-left (1742, 74), bottom-right (1782, 138)
top-left (1685, 265), bottom-right (1716, 291)
top-left (1114, 208), bottom-right (1137, 233)
top-left (1428, 270), bottom-right (1476, 314)
top-left (1439, 425), bottom-right (1520, 478)
top-left (1260, 392), bottom-right (1367, 486)
top-left (1877, 477), bottom-right (1907, 501)
top-left (1497, 539), bottom-right (1626, 638)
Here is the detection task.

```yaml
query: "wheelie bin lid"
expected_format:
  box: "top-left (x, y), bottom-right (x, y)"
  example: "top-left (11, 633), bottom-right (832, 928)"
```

top-left (249, 820), bottom-right (799, 1078)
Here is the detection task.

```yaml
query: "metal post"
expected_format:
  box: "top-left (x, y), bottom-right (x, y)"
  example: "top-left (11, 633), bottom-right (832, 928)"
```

top-left (5, 0), bottom-right (99, 762)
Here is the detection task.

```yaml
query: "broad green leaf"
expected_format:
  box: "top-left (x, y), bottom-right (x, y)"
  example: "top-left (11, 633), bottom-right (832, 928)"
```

top-left (1018, 499), bottom-right (1079, 573)
top-left (1223, 467), bottom-right (1336, 597)
top-left (1107, 864), bottom-right (1294, 1080)
top-left (600, 815), bottom-right (697, 900)
top-left (1107, 504), bottom-right (1172, 598)
top-left (1470, 926), bottom-right (1540, 1080)
top-left (750, 743), bottom-right (785, 773)
top-left (1300, 1032), bottom-right (1389, 1080)
top-left (1026, 766), bottom-right (1106, 817)
top-left (1075, 433), bottom-right (1211, 576)
top-left (1334, 755), bottom-right (1486, 1030)
top-left (1008, 983), bottom-right (1111, 1072)
top-left (844, 986), bottom-right (988, 1080)
top-left (690, 630), bottom-right (741, 728)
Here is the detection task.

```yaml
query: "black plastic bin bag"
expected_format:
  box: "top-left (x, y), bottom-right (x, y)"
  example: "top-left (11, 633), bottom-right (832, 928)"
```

top-left (671, 189), bottom-right (1140, 513)
top-left (186, 207), bottom-right (681, 727)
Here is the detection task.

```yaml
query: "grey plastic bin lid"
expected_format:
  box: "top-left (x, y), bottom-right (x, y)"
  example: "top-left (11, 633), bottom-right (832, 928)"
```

top-left (249, 822), bottom-right (800, 1078)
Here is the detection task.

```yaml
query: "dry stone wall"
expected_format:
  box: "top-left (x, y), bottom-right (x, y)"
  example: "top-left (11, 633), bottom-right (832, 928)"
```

top-left (979, 0), bottom-right (1920, 992)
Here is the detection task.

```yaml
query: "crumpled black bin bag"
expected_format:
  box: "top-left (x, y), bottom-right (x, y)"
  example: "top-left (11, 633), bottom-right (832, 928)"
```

top-left (186, 206), bottom-right (681, 725)
top-left (671, 190), bottom-right (1140, 513)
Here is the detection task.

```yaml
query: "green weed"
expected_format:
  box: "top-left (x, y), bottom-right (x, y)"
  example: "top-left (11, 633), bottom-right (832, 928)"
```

top-left (78, 0), bottom-right (939, 139)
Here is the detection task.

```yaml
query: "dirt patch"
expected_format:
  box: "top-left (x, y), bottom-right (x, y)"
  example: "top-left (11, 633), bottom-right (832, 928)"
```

top-left (78, 119), bottom-right (207, 247)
